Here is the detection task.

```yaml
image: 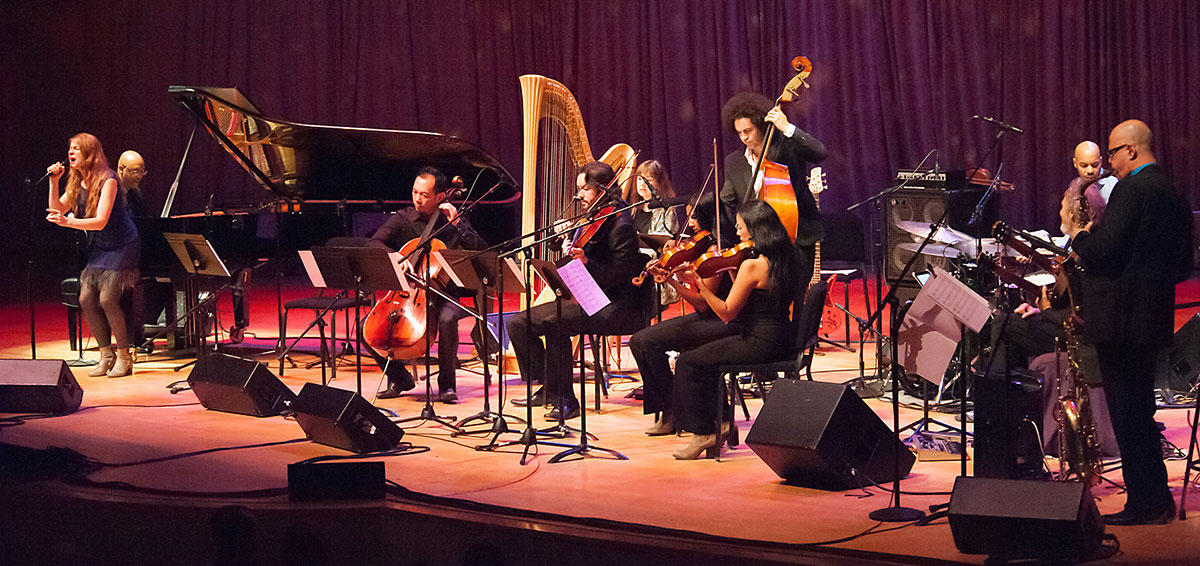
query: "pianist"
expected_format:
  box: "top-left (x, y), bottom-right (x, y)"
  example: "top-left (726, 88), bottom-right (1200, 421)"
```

top-left (45, 133), bottom-right (140, 378)
top-left (368, 167), bottom-right (488, 404)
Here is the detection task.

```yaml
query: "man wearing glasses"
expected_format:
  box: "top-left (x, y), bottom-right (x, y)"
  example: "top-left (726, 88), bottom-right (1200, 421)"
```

top-left (1064, 119), bottom-right (1194, 525)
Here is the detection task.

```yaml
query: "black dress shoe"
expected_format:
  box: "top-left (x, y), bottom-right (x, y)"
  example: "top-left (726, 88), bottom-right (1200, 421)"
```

top-left (1104, 503), bottom-right (1176, 526)
top-left (377, 381), bottom-right (416, 400)
top-left (511, 387), bottom-right (546, 407)
top-left (438, 389), bottom-right (458, 404)
top-left (545, 403), bottom-right (580, 421)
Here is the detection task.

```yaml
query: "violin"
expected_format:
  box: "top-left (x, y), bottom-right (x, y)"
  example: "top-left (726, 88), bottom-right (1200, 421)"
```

top-left (691, 241), bottom-right (756, 279)
top-left (362, 236), bottom-right (447, 360)
top-left (631, 230), bottom-right (715, 286)
top-left (570, 203), bottom-right (616, 250)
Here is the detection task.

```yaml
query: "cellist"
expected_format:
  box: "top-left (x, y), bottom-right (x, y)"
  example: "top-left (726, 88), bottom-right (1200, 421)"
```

top-left (368, 167), bottom-right (488, 404)
top-left (718, 92), bottom-right (826, 283)
top-left (507, 162), bottom-right (645, 421)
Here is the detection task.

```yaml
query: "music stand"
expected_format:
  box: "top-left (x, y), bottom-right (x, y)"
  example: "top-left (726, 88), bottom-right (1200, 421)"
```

top-left (275, 250), bottom-right (353, 385)
top-left (529, 259), bottom-right (626, 463)
top-left (436, 249), bottom-right (528, 437)
top-left (310, 245), bottom-right (406, 397)
top-left (159, 232), bottom-right (233, 370)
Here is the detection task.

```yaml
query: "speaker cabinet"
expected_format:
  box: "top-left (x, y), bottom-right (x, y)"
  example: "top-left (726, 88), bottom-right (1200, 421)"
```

top-left (884, 188), bottom-right (996, 286)
top-left (745, 380), bottom-right (915, 491)
top-left (972, 371), bottom-right (1044, 479)
top-left (187, 353), bottom-right (296, 417)
top-left (0, 360), bottom-right (83, 414)
top-left (1157, 313), bottom-right (1200, 395)
top-left (949, 477), bottom-right (1103, 559)
top-left (291, 383), bottom-right (404, 453)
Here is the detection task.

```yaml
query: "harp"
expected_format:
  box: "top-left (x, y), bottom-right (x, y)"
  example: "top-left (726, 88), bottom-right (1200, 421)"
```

top-left (519, 75), bottom-right (636, 258)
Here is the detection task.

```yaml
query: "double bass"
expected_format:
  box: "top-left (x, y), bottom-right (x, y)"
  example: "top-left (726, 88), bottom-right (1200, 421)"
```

top-left (747, 56), bottom-right (814, 243)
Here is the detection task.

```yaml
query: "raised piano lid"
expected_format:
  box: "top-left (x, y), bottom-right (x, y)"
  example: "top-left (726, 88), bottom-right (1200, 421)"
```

top-left (168, 86), bottom-right (518, 203)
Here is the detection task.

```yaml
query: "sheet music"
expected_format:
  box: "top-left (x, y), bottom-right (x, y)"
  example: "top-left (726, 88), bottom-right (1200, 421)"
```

top-left (898, 287), bottom-right (962, 384)
top-left (298, 250), bottom-right (326, 288)
top-left (923, 267), bottom-right (990, 332)
top-left (556, 259), bottom-right (611, 316)
top-left (503, 257), bottom-right (528, 294)
top-left (386, 252), bottom-right (411, 292)
top-left (431, 251), bottom-right (464, 287)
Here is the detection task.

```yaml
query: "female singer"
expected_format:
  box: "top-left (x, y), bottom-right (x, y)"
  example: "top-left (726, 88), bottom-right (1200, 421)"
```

top-left (629, 160), bottom-right (680, 238)
top-left (46, 133), bottom-right (140, 377)
top-left (628, 193), bottom-right (732, 436)
top-left (669, 199), bottom-right (797, 459)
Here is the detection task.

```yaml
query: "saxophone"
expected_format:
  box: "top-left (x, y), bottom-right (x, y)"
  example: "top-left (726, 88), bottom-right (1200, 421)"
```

top-left (1055, 189), bottom-right (1103, 484)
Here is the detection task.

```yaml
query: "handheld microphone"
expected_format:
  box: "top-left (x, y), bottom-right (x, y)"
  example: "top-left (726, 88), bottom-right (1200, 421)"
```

top-left (971, 115), bottom-right (1024, 135)
top-left (32, 160), bottom-right (68, 186)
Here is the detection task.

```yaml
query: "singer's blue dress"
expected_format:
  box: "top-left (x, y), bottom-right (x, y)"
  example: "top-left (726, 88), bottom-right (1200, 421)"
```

top-left (77, 169), bottom-right (140, 289)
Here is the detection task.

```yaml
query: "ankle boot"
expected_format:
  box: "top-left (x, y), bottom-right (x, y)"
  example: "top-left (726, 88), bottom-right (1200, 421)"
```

top-left (89, 346), bottom-right (116, 377)
top-left (672, 433), bottom-right (719, 460)
top-left (107, 347), bottom-right (133, 377)
top-left (645, 410), bottom-right (677, 436)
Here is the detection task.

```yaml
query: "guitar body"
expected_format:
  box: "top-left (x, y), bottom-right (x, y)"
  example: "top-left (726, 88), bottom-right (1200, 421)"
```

top-left (361, 237), bottom-right (446, 359)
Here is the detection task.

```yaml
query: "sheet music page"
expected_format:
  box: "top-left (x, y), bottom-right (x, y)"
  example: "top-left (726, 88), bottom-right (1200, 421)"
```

top-left (431, 251), bottom-right (464, 287)
top-left (898, 287), bottom-right (962, 384)
top-left (556, 259), bottom-right (611, 316)
top-left (297, 250), bottom-right (326, 288)
top-left (386, 252), bottom-right (411, 292)
top-left (924, 267), bottom-right (990, 332)
top-left (503, 257), bottom-right (527, 294)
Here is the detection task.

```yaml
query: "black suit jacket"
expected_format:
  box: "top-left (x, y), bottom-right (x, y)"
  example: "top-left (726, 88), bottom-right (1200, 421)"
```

top-left (719, 127), bottom-right (827, 247)
top-left (1072, 164), bottom-right (1193, 346)
top-left (367, 207), bottom-right (487, 252)
top-left (571, 201), bottom-right (644, 306)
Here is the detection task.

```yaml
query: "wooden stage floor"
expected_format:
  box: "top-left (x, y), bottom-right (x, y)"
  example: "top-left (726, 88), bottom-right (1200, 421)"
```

top-left (2, 287), bottom-right (1200, 565)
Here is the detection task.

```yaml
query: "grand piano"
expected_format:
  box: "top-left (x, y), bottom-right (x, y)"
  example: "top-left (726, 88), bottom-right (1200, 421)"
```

top-left (139, 86), bottom-right (518, 349)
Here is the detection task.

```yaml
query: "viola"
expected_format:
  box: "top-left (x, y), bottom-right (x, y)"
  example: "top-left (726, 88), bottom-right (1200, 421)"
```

top-left (568, 203), bottom-right (616, 250)
top-left (362, 237), bottom-right (447, 360)
top-left (691, 241), bottom-right (756, 279)
top-left (631, 230), bottom-right (715, 286)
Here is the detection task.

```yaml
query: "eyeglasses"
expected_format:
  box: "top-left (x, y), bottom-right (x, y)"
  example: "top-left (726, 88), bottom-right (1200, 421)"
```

top-left (1106, 144), bottom-right (1129, 159)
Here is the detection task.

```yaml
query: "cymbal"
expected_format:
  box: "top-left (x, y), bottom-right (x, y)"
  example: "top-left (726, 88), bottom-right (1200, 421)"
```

top-left (897, 242), bottom-right (964, 258)
top-left (894, 221), bottom-right (972, 245)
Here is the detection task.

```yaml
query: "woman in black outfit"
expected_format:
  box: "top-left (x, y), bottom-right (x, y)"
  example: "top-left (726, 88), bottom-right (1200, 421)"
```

top-left (670, 199), bottom-right (797, 459)
top-left (629, 193), bottom-right (731, 436)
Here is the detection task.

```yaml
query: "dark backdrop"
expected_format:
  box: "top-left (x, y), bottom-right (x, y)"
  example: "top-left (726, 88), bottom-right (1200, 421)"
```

top-left (2, 0), bottom-right (1197, 295)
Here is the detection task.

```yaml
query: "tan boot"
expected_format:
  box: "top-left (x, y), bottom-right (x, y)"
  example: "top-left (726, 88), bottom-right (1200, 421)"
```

top-left (107, 347), bottom-right (133, 378)
top-left (89, 346), bottom-right (116, 377)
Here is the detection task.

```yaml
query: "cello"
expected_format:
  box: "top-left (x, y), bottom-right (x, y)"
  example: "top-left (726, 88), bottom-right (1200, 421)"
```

top-left (747, 56), bottom-right (814, 243)
top-left (362, 236), bottom-right (447, 360)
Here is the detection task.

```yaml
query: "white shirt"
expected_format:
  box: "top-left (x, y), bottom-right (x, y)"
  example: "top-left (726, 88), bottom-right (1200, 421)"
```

top-left (744, 123), bottom-right (797, 196)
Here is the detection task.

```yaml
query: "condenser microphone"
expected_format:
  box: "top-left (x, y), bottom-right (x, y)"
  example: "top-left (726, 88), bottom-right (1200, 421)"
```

top-left (971, 115), bottom-right (1024, 135)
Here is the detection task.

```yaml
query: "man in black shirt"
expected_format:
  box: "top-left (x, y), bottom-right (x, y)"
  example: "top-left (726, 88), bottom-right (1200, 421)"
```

top-left (369, 167), bottom-right (488, 404)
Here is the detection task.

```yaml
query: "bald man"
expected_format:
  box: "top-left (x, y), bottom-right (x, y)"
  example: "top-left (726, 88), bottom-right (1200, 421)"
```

top-left (1059, 141), bottom-right (1114, 234)
top-left (117, 150), bottom-right (151, 217)
top-left (1065, 120), bottom-right (1194, 525)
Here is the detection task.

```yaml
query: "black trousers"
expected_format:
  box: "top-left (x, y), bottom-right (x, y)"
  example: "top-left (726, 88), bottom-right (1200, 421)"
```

top-left (675, 326), bottom-right (790, 435)
top-left (506, 297), bottom-right (644, 407)
top-left (1096, 342), bottom-right (1172, 513)
top-left (982, 309), bottom-right (1066, 372)
top-left (628, 311), bottom-right (733, 414)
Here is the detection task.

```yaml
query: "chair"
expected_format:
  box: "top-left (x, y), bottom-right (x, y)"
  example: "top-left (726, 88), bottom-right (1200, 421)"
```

top-left (819, 211), bottom-right (871, 346)
top-left (711, 280), bottom-right (830, 460)
top-left (277, 237), bottom-right (371, 383)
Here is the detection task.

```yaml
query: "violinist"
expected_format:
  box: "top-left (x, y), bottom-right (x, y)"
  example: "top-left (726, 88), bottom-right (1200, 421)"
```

top-left (369, 167), bottom-right (488, 404)
top-left (629, 192), bottom-right (734, 436)
top-left (629, 160), bottom-right (680, 239)
top-left (507, 161), bottom-right (645, 421)
top-left (670, 200), bottom-right (798, 459)
top-left (718, 92), bottom-right (826, 283)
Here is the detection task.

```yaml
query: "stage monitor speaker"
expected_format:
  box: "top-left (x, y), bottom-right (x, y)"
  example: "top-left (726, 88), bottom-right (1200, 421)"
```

top-left (291, 383), bottom-right (404, 453)
top-left (187, 353), bottom-right (296, 417)
top-left (883, 188), bottom-right (996, 286)
top-left (1157, 313), bottom-right (1200, 395)
top-left (0, 359), bottom-right (83, 414)
top-left (745, 379), bottom-right (915, 491)
top-left (949, 477), bottom-right (1104, 560)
